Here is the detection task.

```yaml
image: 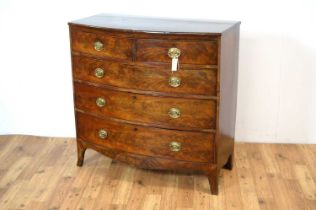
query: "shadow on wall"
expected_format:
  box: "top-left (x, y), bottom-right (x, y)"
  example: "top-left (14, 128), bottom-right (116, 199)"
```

top-left (236, 34), bottom-right (316, 144)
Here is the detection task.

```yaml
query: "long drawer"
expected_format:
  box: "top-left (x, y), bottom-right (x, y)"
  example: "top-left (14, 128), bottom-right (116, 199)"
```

top-left (74, 82), bottom-right (216, 130)
top-left (72, 55), bottom-right (217, 96)
top-left (76, 112), bottom-right (214, 162)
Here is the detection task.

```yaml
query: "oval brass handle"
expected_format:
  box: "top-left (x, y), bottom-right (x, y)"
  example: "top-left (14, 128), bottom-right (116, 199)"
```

top-left (169, 76), bottom-right (181, 87)
top-left (169, 141), bottom-right (181, 152)
top-left (98, 129), bottom-right (108, 139)
top-left (94, 40), bottom-right (104, 51)
top-left (168, 107), bottom-right (181, 119)
top-left (96, 97), bottom-right (106, 107)
top-left (168, 48), bottom-right (181, 59)
top-left (94, 68), bottom-right (105, 78)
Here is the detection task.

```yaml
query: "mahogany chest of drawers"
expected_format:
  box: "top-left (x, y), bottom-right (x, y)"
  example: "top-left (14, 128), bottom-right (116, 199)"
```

top-left (69, 14), bottom-right (240, 194)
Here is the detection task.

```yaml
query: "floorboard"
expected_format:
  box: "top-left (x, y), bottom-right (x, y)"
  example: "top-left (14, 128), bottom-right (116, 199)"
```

top-left (0, 135), bottom-right (315, 210)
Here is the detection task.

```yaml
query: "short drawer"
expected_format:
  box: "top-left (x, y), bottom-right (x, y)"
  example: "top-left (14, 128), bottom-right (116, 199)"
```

top-left (76, 112), bottom-right (214, 162)
top-left (72, 55), bottom-right (217, 96)
top-left (136, 39), bottom-right (218, 65)
top-left (74, 82), bottom-right (216, 130)
top-left (71, 29), bottom-right (133, 60)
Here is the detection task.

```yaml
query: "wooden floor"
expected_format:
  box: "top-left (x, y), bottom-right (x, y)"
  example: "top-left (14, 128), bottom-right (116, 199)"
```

top-left (0, 136), bottom-right (315, 210)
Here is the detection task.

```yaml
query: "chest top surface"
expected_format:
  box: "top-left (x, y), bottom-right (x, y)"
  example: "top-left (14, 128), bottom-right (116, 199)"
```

top-left (69, 14), bottom-right (240, 35)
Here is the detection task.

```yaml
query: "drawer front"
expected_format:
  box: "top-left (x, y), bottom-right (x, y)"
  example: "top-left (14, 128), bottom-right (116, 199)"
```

top-left (71, 30), bottom-right (133, 60)
top-left (74, 82), bottom-right (216, 130)
top-left (72, 55), bottom-right (217, 96)
top-left (76, 112), bottom-right (214, 162)
top-left (136, 39), bottom-right (218, 65)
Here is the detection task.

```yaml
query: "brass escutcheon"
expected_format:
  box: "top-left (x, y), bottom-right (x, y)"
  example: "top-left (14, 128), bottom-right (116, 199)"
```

top-left (94, 68), bottom-right (105, 78)
top-left (168, 48), bottom-right (181, 59)
top-left (168, 107), bottom-right (181, 119)
top-left (98, 129), bottom-right (108, 139)
top-left (169, 141), bottom-right (181, 152)
top-left (96, 97), bottom-right (106, 107)
top-left (94, 40), bottom-right (104, 51)
top-left (169, 76), bottom-right (181, 87)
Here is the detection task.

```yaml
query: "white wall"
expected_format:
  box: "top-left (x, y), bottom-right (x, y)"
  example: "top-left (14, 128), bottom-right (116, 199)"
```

top-left (0, 0), bottom-right (315, 143)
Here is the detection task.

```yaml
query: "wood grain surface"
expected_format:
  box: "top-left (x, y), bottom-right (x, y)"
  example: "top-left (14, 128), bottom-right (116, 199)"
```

top-left (136, 39), bottom-right (218, 65)
top-left (72, 54), bottom-right (218, 96)
top-left (0, 135), bottom-right (315, 210)
top-left (76, 112), bottom-right (215, 162)
top-left (71, 29), bottom-right (133, 60)
top-left (74, 82), bottom-right (217, 130)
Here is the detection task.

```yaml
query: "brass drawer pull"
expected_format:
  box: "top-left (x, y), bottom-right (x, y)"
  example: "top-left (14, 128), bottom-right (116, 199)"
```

top-left (168, 48), bottom-right (181, 59)
top-left (168, 107), bottom-right (181, 119)
top-left (96, 97), bottom-right (106, 107)
top-left (94, 68), bottom-right (105, 78)
top-left (168, 48), bottom-right (181, 72)
top-left (169, 76), bottom-right (181, 87)
top-left (94, 40), bottom-right (104, 51)
top-left (169, 141), bottom-right (181, 152)
top-left (98, 129), bottom-right (108, 139)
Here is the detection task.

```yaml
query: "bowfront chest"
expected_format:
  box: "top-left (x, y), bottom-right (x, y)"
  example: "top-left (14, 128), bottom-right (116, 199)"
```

top-left (69, 14), bottom-right (240, 194)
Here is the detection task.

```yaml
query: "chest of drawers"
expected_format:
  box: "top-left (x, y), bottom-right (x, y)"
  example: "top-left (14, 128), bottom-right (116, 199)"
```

top-left (69, 14), bottom-right (240, 195)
